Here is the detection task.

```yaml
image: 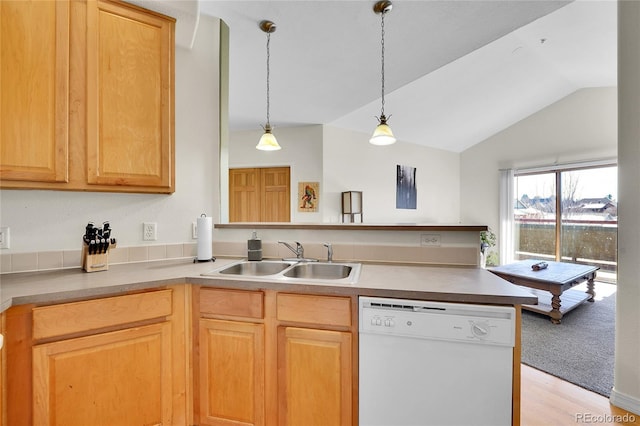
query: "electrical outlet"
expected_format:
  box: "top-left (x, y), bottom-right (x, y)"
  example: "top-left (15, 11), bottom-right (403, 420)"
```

top-left (192, 222), bottom-right (198, 239)
top-left (143, 222), bottom-right (157, 241)
top-left (420, 233), bottom-right (441, 247)
top-left (0, 227), bottom-right (10, 249)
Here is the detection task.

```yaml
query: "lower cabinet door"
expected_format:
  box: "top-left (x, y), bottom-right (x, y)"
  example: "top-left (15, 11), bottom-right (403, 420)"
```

top-left (278, 326), bottom-right (352, 426)
top-left (199, 319), bottom-right (265, 426)
top-left (32, 322), bottom-right (172, 426)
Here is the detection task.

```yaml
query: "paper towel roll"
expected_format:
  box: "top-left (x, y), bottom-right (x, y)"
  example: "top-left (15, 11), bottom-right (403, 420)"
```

top-left (197, 215), bottom-right (213, 260)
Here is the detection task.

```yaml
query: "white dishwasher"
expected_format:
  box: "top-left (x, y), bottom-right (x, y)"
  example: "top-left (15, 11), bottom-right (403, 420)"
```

top-left (359, 297), bottom-right (515, 426)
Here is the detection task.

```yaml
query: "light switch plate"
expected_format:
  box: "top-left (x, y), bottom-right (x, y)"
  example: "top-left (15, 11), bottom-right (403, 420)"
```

top-left (0, 227), bottom-right (10, 249)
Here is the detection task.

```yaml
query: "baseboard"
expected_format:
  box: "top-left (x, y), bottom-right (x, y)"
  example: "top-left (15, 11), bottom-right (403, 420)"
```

top-left (610, 388), bottom-right (640, 416)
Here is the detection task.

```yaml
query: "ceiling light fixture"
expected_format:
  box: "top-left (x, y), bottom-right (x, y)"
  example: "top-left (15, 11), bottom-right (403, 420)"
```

top-left (256, 20), bottom-right (281, 151)
top-left (370, 0), bottom-right (396, 146)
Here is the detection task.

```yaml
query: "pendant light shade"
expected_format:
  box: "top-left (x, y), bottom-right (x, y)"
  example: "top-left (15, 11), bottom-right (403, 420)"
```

top-left (370, 115), bottom-right (396, 146)
top-left (370, 1), bottom-right (396, 146)
top-left (256, 124), bottom-right (280, 151)
top-left (256, 20), bottom-right (281, 151)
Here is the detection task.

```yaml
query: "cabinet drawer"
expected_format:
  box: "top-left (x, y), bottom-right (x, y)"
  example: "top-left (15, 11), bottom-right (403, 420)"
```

top-left (277, 294), bottom-right (352, 327)
top-left (200, 288), bottom-right (264, 319)
top-left (32, 289), bottom-right (173, 340)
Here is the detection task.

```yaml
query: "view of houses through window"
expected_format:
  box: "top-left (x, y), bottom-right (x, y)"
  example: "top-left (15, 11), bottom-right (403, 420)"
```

top-left (514, 164), bottom-right (618, 282)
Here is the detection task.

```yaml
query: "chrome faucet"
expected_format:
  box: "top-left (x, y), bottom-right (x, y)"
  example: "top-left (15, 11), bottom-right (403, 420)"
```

top-left (279, 241), bottom-right (304, 259)
top-left (323, 242), bottom-right (333, 262)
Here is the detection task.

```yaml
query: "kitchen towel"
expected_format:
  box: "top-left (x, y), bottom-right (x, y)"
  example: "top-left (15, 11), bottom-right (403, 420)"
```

top-left (197, 215), bottom-right (213, 261)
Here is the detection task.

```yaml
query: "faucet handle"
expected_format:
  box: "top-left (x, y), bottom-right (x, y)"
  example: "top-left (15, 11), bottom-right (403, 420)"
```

top-left (323, 242), bottom-right (333, 262)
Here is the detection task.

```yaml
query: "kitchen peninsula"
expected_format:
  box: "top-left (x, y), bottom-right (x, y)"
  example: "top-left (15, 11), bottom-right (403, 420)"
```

top-left (1, 255), bottom-right (535, 426)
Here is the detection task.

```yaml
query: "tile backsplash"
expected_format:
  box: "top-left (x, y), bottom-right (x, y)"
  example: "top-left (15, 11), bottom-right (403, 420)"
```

top-left (0, 240), bottom-right (478, 274)
top-left (0, 243), bottom-right (198, 274)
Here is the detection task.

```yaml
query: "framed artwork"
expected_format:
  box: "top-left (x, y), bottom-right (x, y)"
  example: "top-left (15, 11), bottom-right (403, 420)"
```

top-left (396, 165), bottom-right (417, 209)
top-left (298, 182), bottom-right (319, 212)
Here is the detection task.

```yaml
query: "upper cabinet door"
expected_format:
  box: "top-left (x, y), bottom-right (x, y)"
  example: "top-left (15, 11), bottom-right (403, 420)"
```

top-left (86, 0), bottom-right (174, 190)
top-left (0, 1), bottom-right (69, 183)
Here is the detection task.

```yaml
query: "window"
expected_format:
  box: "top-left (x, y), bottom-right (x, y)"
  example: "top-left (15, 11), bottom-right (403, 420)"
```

top-left (513, 163), bottom-right (617, 282)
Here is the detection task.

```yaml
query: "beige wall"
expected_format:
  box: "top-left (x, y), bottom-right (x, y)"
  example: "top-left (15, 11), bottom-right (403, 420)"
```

top-left (323, 126), bottom-right (461, 224)
top-left (226, 124), bottom-right (461, 224)
top-left (612, 1), bottom-right (640, 414)
top-left (459, 87), bottom-right (617, 237)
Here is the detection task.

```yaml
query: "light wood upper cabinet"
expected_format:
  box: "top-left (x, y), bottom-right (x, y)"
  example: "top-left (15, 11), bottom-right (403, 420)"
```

top-left (0, 0), bottom-right (175, 193)
top-left (0, 1), bottom-right (70, 183)
top-left (86, 0), bottom-right (174, 189)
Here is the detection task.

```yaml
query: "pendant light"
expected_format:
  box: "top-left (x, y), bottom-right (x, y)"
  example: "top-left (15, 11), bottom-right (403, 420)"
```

top-left (256, 20), bottom-right (281, 151)
top-left (370, 1), bottom-right (396, 146)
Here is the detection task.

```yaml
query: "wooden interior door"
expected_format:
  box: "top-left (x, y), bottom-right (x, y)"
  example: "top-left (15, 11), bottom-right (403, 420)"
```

top-left (229, 168), bottom-right (261, 222)
top-left (260, 167), bottom-right (290, 222)
top-left (229, 167), bottom-right (290, 222)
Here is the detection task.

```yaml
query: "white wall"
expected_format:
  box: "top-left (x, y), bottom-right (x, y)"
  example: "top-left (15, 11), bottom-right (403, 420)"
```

top-left (228, 125), bottom-right (324, 223)
top-left (0, 16), bottom-right (221, 252)
top-left (228, 124), bottom-right (461, 224)
top-left (459, 87), bottom-right (618, 237)
top-left (612, 1), bottom-right (640, 414)
top-left (323, 125), bottom-right (461, 224)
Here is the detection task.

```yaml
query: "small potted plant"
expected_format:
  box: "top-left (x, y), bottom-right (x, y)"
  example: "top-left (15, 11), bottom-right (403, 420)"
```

top-left (480, 229), bottom-right (497, 268)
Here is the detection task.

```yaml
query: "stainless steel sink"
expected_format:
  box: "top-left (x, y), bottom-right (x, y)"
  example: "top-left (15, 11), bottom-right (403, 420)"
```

top-left (202, 260), bottom-right (361, 284)
top-left (283, 263), bottom-right (352, 280)
top-left (211, 261), bottom-right (294, 276)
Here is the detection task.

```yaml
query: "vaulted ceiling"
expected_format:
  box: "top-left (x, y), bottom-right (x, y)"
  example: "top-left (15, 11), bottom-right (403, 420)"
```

top-left (197, 0), bottom-right (616, 152)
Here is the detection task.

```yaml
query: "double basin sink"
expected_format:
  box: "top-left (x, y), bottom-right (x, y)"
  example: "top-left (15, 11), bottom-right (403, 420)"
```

top-left (203, 260), bottom-right (361, 284)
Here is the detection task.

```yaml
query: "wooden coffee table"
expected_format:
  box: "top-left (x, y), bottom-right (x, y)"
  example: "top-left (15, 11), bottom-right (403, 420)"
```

top-left (489, 259), bottom-right (598, 324)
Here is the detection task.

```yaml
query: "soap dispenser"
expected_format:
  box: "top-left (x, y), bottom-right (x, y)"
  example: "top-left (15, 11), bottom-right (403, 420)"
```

top-left (247, 231), bottom-right (263, 261)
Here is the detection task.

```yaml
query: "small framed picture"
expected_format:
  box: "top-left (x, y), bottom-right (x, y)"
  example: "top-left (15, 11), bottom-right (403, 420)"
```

top-left (396, 165), bottom-right (417, 209)
top-left (298, 182), bottom-right (319, 212)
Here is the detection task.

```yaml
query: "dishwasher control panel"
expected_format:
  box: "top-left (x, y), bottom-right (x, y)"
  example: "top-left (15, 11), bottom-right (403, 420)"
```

top-left (359, 296), bottom-right (515, 347)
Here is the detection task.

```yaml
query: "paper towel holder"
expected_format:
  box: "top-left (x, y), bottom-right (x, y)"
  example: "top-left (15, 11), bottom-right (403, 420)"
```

top-left (194, 213), bottom-right (216, 263)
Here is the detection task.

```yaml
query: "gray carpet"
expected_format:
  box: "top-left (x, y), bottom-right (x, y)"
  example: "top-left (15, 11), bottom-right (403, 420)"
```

top-left (520, 286), bottom-right (615, 397)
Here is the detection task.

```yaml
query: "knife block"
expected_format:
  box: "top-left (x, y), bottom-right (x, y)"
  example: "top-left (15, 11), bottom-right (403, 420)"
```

top-left (82, 244), bottom-right (110, 273)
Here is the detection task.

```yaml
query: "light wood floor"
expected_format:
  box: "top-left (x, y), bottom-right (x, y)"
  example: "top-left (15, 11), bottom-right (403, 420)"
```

top-left (521, 365), bottom-right (640, 425)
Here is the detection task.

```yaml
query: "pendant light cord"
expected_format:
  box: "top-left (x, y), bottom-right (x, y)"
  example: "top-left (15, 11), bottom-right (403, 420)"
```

top-left (266, 32), bottom-right (271, 127)
top-left (380, 10), bottom-right (386, 117)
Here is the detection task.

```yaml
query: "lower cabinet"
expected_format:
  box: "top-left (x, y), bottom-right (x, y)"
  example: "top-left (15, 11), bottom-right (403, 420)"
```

top-left (277, 326), bottom-right (352, 426)
top-left (3, 286), bottom-right (189, 426)
top-left (199, 319), bottom-right (265, 426)
top-left (32, 322), bottom-right (173, 425)
top-left (197, 287), bottom-right (356, 426)
top-left (2, 285), bottom-right (355, 425)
